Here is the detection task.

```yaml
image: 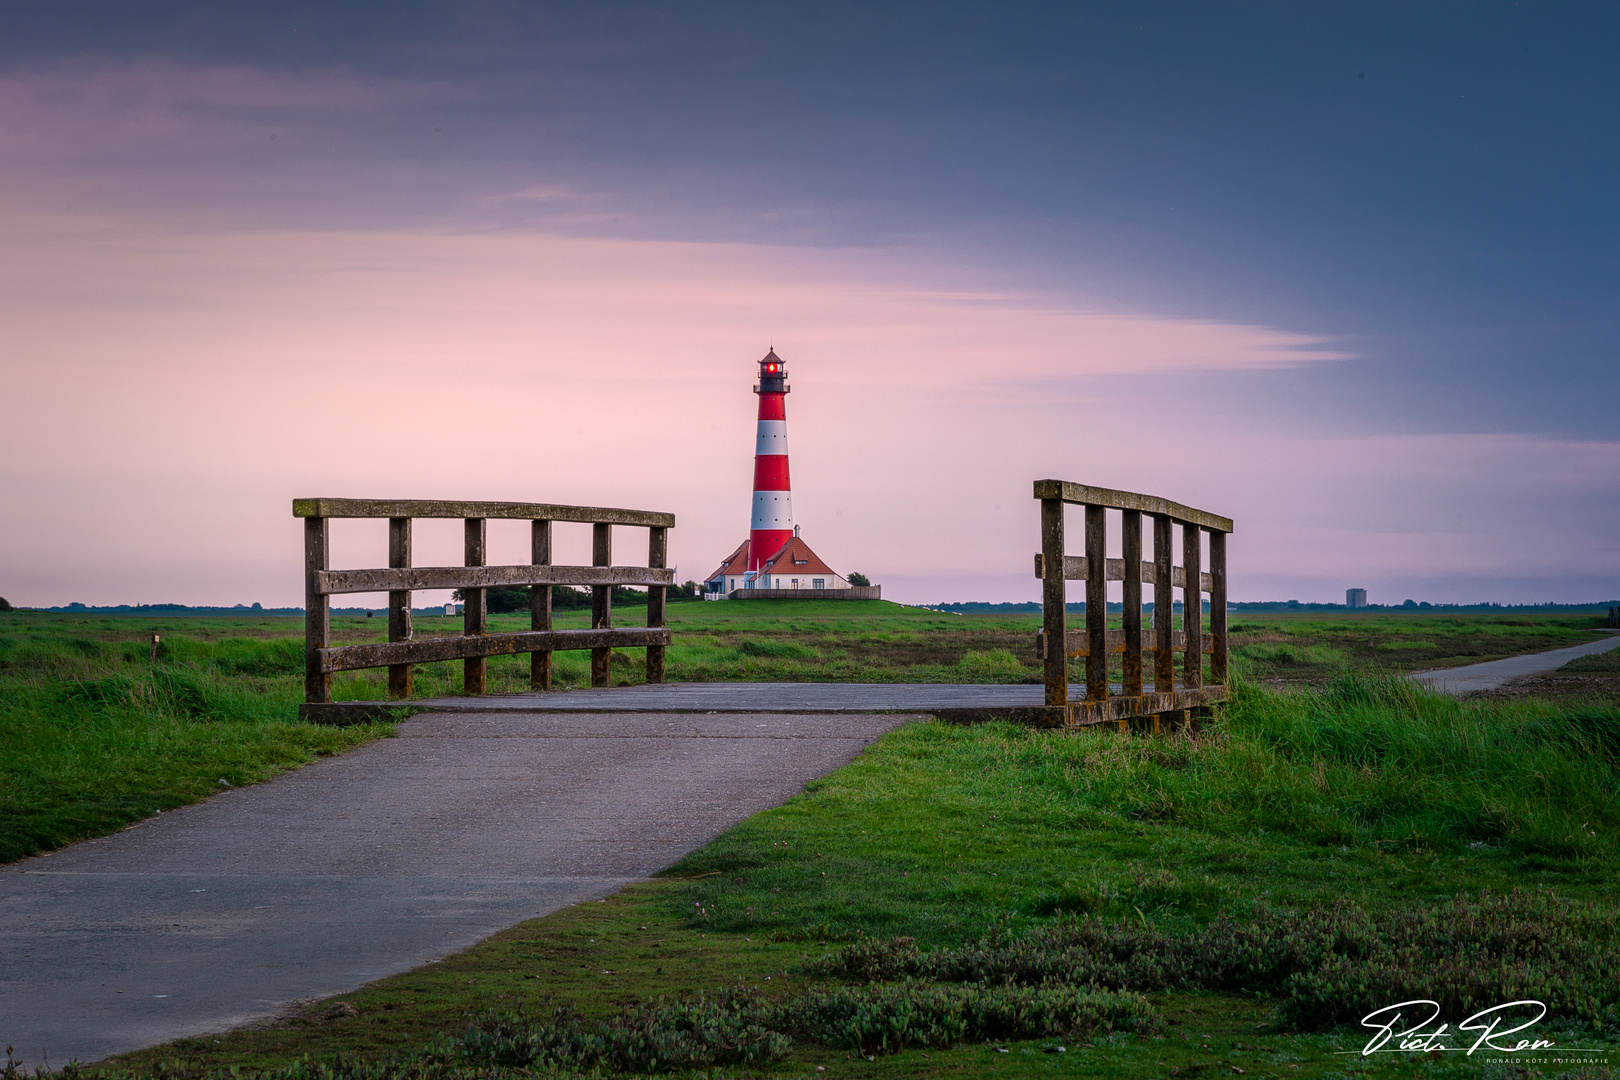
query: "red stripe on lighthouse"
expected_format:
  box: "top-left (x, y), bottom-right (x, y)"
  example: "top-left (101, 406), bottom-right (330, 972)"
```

top-left (756, 393), bottom-right (786, 422)
top-left (753, 455), bottom-right (790, 491)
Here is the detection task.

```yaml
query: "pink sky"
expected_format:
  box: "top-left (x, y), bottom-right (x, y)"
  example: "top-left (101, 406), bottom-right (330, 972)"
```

top-left (0, 53), bottom-right (1615, 608)
top-left (4, 206), bottom-right (1613, 607)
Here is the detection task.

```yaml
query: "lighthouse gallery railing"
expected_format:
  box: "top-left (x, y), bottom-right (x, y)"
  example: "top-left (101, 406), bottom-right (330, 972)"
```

top-left (295, 498), bottom-right (674, 722)
top-left (1034, 481), bottom-right (1231, 728)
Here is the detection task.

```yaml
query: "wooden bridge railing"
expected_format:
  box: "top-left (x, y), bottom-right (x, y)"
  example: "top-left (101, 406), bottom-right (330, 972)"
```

top-left (1033, 481), bottom-right (1231, 729)
top-left (295, 498), bottom-right (674, 722)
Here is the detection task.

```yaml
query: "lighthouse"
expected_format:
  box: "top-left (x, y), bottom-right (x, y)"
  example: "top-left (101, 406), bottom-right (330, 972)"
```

top-left (750, 349), bottom-right (793, 570)
top-left (703, 349), bottom-right (868, 598)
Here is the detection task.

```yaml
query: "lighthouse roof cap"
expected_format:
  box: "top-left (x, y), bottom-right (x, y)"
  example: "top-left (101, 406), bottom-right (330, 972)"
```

top-left (760, 348), bottom-right (784, 365)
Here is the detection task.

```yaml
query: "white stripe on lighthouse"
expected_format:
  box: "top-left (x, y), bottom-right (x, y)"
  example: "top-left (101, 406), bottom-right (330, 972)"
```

top-left (755, 420), bottom-right (789, 457)
top-left (751, 490), bottom-right (794, 529)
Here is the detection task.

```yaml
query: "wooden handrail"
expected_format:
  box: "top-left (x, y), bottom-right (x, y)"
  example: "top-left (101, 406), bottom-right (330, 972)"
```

top-left (1033, 554), bottom-right (1212, 592)
top-left (317, 628), bottom-right (672, 673)
top-left (1035, 628), bottom-right (1215, 658)
top-left (1032, 481), bottom-right (1233, 533)
top-left (293, 498), bottom-right (674, 528)
top-left (316, 565), bottom-right (674, 595)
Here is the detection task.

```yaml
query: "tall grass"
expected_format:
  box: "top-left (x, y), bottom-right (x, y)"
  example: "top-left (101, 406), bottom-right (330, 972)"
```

top-left (666, 675), bottom-right (1620, 947)
top-left (0, 632), bottom-right (382, 863)
top-left (1176, 676), bottom-right (1620, 854)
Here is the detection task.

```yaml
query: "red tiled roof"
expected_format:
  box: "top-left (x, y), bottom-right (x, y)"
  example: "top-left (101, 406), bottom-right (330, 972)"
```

top-left (757, 535), bottom-right (839, 578)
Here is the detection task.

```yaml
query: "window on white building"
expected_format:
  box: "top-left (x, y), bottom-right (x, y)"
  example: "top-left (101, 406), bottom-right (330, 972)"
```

top-left (813, 579), bottom-right (825, 588)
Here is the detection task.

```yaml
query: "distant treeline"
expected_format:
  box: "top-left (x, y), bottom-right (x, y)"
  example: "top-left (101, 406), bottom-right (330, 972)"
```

top-left (922, 600), bottom-right (1620, 615)
top-left (923, 602), bottom-right (1202, 614)
top-left (21, 582), bottom-right (705, 617)
top-left (20, 595), bottom-right (1616, 617)
top-left (30, 603), bottom-right (303, 616)
top-left (1227, 600), bottom-right (1620, 613)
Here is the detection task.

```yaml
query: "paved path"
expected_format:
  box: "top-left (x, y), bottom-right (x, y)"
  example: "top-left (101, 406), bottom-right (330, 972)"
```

top-left (1410, 632), bottom-right (1620, 694)
top-left (412, 681), bottom-right (1051, 714)
top-left (0, 710), bottom-right (919, 1067)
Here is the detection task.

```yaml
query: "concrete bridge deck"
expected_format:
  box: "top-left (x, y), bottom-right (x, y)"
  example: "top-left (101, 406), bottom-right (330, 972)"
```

top-left (411, 680), bottom-right (1052, 715)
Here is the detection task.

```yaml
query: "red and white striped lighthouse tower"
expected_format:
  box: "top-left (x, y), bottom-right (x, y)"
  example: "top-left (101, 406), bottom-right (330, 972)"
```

top-left (749, 349), bottom-right (793, 571)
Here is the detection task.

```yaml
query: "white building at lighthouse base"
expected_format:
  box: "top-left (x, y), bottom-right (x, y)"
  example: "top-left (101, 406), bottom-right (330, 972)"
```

top-left (704, 532), bottom-right (854, 597)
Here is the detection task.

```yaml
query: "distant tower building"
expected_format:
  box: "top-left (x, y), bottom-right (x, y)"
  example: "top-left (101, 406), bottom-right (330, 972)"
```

top-left (1346, 588), bottom-right (1368, 608)
top-left (749, 349), bottom-right (793, 570)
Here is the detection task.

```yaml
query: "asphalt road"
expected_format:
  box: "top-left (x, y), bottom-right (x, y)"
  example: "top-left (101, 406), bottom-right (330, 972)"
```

top-left (0, 710), bottom-right (918, 1067)
top-left (1410, 631), bottom-right (1620, 694)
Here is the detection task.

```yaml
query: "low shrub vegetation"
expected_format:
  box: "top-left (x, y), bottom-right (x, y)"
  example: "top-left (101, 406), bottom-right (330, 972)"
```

top-left (812, 889), bottom-right (1620, 1031)
top-left (460, 981), bottom-right (1154, 1071)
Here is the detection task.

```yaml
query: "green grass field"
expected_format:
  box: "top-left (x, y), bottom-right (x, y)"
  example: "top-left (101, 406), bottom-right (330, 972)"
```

top-left (3, 604), bottom-right (1618, 1078)
top-left (193, 602), bottom-right (1619, 698)
top-left (3, 604), bottom-right (1610, 863)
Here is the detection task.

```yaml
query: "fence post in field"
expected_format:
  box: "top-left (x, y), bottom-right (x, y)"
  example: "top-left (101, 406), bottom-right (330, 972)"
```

top-left (591, 522), bottom-right (612, 687)
top-left (304, 515), bottom-right (330, 705)
top-left (646, 525), bottom-right (667, 684)
top-left (388, 517), bottom-right (412, 698)
top-left (1040, 495), bottom-right (1067, 709)
top-left (531, 519), bottom-right (552, 691)
top-left (1032, 481), bottom-right (1231, 730)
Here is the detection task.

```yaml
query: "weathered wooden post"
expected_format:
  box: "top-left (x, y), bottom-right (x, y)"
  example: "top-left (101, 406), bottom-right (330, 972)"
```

top-left (591, 522), bottom-right (612, 687)
top-left (1121, 509), bottom-right (1144, 732)
top-left (646, 525), bottom-right (667, 684)
top-left (388, 517), bottom-right (412, 698)
top-left (304, 515), bottom-right (330, 705)
top-left (463, 517), bottom-right (487, 695)
top-left (1153, 514), bottom-right (1175, 697)
top-left (1040, 495), bottom-right (1066, 710)
top-left (1084, 505), bottom-right (1108, 713)
top-left (1209, 530), bottom-right (1228, 685)
top-left (1183, 523), bottom-right (1203, 693)
top-left (531, 519), bottom-right (552, 690)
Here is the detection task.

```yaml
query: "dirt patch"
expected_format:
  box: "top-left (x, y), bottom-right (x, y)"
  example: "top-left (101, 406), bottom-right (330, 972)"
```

top-left (1471, 671), bottom-right (1620, 705)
